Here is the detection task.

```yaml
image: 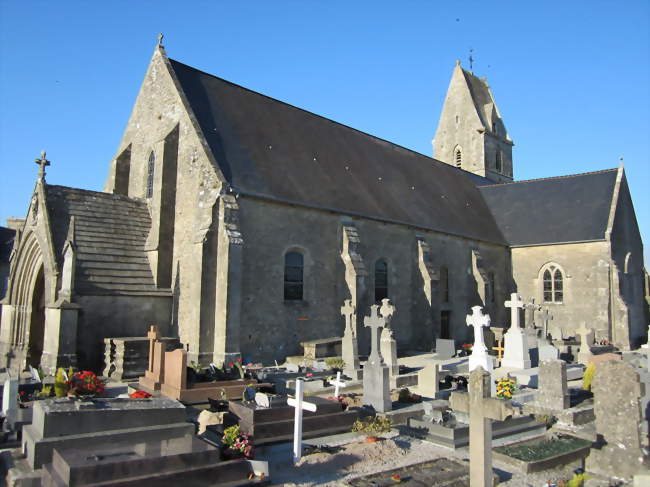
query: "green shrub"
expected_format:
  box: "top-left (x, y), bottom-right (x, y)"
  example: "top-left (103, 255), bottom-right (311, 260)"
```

top-left (351, 416), bottom-right (392, 433)
top-left (325, 357), bottom-right (345, 370)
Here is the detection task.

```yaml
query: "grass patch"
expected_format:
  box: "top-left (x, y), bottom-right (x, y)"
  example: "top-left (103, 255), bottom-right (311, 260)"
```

top-left (495, 435), bottom-right (591, 462)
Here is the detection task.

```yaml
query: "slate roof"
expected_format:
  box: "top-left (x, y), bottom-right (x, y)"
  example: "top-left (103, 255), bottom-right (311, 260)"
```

top-left (478, 169), bottom-right (618, 246)
top-left (169, 59), bottom-right (507, 245)
top-left (45, 185), bottom-right (168, 295)
top-left (0, 227), bottom-right (16, 264)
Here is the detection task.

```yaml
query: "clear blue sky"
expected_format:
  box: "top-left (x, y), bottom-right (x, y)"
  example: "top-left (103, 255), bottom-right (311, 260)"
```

top-left (1, 2), bottom-right (649, 260)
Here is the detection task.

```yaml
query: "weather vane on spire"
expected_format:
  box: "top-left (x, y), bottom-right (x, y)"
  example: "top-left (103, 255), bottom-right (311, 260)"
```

top-left (469, 48), bottom-right (474, 72)
top-left (157, 33), bottom-right (164, 47)
top-left (35, 151), bottom-right (50, 180)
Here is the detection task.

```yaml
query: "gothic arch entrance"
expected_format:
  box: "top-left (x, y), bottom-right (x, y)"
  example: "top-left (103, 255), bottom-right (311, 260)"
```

top-left (27, 265), bottom-right (45, 368)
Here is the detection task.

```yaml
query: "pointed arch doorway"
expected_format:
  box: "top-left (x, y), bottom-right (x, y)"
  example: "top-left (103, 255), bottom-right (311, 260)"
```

top-left (27, 265), bottom-right (45, 368)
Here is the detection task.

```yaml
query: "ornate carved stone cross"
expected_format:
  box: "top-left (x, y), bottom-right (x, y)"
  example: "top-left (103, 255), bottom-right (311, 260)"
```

top-left (34, 151), bottom-right (50, 180)
top-left (341, 299), bottom-right (356, 337)
top-left (379, 298), bottom-right (395, 328)
top-left (466, 306), bottom-right (492, 372)
top-left (504, 293), bottom-right (525, 330)
top-left (523, 297), bottom-right (541, 330)
top-left (451, 366), bottom-right (514, 487)
top-left (540, 307), bottom-right (553, 339)
top-left (364, 304), bottom-right (386, 366)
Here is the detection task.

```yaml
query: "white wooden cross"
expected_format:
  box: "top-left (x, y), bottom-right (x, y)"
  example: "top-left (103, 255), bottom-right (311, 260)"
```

top-left (331, 371), bottom-right (346, 398)
top-left (466, 306), bottom-right (492, 372)
top-left (287, 378), bottom-right (317, 464)
top-left (504, 293), bottom-right (525, 331)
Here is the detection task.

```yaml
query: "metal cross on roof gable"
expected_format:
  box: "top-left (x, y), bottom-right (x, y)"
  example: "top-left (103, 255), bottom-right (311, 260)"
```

top-left (469, 48), bottom-right (474, 72)
top-left (35, 151), bottom-right (50, 180)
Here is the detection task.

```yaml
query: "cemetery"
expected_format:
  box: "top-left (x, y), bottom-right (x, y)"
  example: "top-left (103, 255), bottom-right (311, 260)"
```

top-left (0, 295), bottom-right (647, 485)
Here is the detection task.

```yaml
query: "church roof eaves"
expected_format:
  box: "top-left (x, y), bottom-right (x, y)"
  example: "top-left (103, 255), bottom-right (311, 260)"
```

top-left (168, 58), bottom-right (507, 246)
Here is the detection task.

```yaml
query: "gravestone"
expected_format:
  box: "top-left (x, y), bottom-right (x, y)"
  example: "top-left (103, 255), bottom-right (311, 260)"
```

top-left (537, 359), bottom-right (570, 410)
top-left (537, 335), bottom-right (560, 362)
top-left (418, 362), bottom-right (440, 399)
top-left (435, 339), bottom-right (455, 360)
top-left (140, 326), bottom-right (165, 391)
top-left (501, 293), bottom-right (531, 369)
top-left (340, 299), bottom-right (361, 380)
top-left (576, 325), bottom-right (595, 364)
top-left (331, 371), bottom-right (346, 398)
top-left (450, 366), bottom-right (514, 487)
top-left (466, 306), bottom-right (493, 372)
top-left (362, 305), bottom-right (391, 412)
top-left (523, 298), bottom-right (540, 332)
top-left (2, 373), bottom-right (19, 420)
top-left (586, 360), bottom-right (650, 480)
top-left (22, 397), bottom-right (194, 469)
top-left (379, 299), bottom-right (399, 377)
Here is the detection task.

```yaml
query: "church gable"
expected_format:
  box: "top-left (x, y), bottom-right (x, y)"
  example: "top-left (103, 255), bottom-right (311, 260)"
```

top-left (168, 59), bottom-right (506, 245)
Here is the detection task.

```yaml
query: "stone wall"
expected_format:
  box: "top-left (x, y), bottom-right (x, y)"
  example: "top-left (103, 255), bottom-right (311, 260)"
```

top-left (511, 241), bottom-right (611, 340)
top-left (236, 196), bottom-right (510, 364)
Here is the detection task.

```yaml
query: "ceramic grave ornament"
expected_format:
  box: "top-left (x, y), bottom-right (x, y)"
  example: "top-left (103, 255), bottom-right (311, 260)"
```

top-left (501, 293), bottom-right (531, 369)
top-left (255, 392), bottom-right (270, 409)
top-left (288, 379), bottom-right (317, 464)
top-left (466, 306), bottom-right (493, 372)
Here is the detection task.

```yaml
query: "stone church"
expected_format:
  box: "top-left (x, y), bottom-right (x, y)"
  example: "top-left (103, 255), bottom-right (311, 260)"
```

top-left (1, 45), bottom-right (647, 373)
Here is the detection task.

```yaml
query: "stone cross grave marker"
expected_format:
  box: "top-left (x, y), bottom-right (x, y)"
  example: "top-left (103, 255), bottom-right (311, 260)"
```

top-left (501, 293), bottom-right (531, 369)
top-left (287, 378), bottom-right (317, 464)
top-left (363, 304), bottom-right (391, 412)
top-left (340, 299), bottom-right (360, 377)
top-left (451, 366), bottom-right (514, 487)
top-left (466, 306), bottom-right (493, 372)
top-left (540, 307), bottom-right (553, 339)
top-left (575, 324), bottom-right (595, 364)
top-left (140, 325), bottom-right (166, 390)
top-left (524, 298), bottom-right (541, 331)
top-left (379, 298), bottom-right (399, 377)
top-left (331, 371), bottom-right (346, 398)
top-left (586, 360), bottom-right (648, 480)
top-left (537, 359), bottom-right (569, 410)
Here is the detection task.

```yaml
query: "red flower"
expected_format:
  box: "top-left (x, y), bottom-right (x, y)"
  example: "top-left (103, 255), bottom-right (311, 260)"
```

top-left (306, 373), bottom-right (313, 377)
top-left (19, 391), bottom-right (25, 396)
top-left (229, 362), bottom-right (234, 368)
top-left (236, 358), bottom-right (242, 363)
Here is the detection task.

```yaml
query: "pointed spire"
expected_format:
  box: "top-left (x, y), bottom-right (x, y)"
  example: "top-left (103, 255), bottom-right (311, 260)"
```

top-left (157, 33), bottom-right (164, 48)
top-left (35, 150), bottom-right (50, 181)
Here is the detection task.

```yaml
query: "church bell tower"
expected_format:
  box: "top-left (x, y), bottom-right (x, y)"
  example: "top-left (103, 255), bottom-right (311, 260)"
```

top-left (433, 61), bottom-right (514, 183)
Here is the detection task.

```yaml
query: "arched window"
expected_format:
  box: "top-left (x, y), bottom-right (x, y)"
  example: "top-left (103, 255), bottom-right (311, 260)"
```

top-left (495, 151), bottom-right (502, 173)
top-left (146, 151), bottom-right (155, 199)
top-left (374, 259), bottom-right (388, 303)
top-left (542, 264), bottom-right (563, 303)
top-left (440, 266), bottom-right (449, 303)
top-left (454, 147), bottom-right (462, 168)
top-left (284, 252), bottom-right (303, 300)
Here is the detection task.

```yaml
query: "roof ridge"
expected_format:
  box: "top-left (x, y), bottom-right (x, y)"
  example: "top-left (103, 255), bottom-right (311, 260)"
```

top-left (46, 185), bottom-right (147, 204)
top-left (481, 168), bottom-right (618, 188)
top-left (168, 58), bottom-right (457, 172)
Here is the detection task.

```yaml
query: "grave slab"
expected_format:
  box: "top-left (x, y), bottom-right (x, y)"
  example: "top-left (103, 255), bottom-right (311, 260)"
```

top-left (22, 397), bottom-right (193, 469)
top-left (229, 396), bottom-right (358, 445)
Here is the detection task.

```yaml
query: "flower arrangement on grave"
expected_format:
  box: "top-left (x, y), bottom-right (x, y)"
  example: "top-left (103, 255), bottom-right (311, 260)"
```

top-left (397, 388), bottom-right (422, 403)
top-left (390, 474), bottom-right (402, 483)
top-left (351, 416), bottom-right (392, 434)
top-left (221, 425), bottom-right (254, 459)
top-left (582, 363), bottom-right (596, 391)
top-left (54, 367), bottom-right (74, 397)
top-left (326, 394), bottom-right (350, 409)
top-left (128, 389), bottom-right (152, 399)
top-left (233, 358), bottom-right (245, 379)
top-left (67, 371), bottom-right (105, 397)
top-left (495, 377), bottom-right (516, 400)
